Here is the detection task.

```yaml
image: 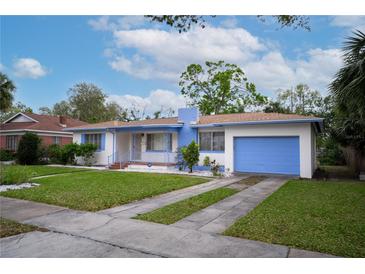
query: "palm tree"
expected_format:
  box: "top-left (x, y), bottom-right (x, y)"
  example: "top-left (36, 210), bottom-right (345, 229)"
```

top-left (329, 30), bottom-right (365, 173)
top-left (330, 30), bottom-right (365, 114)
top-left (0, 73), bottom-right (16, 112)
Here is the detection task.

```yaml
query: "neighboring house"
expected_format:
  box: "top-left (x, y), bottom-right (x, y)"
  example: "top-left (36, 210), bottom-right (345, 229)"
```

top-left (0, 112), bottom-right (88, 151)
top-left (65, 108), bottom-right (323, 178)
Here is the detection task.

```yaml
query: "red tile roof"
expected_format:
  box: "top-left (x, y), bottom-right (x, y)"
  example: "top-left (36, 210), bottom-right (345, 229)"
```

top-left (1, 113), bottom-right (88, 132)
top-left (65, 112), bottom-right (320, 130)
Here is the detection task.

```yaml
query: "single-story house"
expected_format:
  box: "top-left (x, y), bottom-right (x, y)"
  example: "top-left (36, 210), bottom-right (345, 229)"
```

top-left (65, 108), bottom-right (323, 178)
top-left (0, 112), bottom-right (88, 151)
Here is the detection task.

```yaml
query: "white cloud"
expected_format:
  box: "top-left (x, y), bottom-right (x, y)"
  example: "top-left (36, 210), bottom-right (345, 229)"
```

top-left (246, 48), bottom-right (343, 94)
top-left (220, 17), bottom-right (239, 28)
top-left (0, 63), bottom-right (5, 71)
top-left (107, 89), bottom-right (186, 116)
top-left (13, 58), bottom-right (48, 79)
top-left (88, 16), bottom-right (147, 32)
top-left (110, 26), bottom-right (265, 80)
top-left (91, 17), bottom-right (343, 95)
top-left (331, 16), bottom-right (365, 31)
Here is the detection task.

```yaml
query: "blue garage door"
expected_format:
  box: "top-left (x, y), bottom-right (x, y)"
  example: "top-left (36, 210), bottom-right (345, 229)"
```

top-left (234, 136), bottom-right (300, 175)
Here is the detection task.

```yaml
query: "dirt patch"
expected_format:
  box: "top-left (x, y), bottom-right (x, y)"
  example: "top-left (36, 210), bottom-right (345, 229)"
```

top-left (237, 176), bottom-right (267, 186)
top-left (227, 176), bottom-right (267, 191)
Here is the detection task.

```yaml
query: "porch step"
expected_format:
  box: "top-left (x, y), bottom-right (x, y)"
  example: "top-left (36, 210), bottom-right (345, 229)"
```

top-left (109, 162), bottom-right (129, 170)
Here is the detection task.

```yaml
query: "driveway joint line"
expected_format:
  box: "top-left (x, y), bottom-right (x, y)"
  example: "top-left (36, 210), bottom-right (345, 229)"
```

top-left (46, 229), bottom-right (166, 258)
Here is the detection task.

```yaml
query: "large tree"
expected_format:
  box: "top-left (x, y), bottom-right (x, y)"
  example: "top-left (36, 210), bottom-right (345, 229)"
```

top-left (68, 83), bottom-right (107, 123)
top-left (146, 15), bottom-right (310, 33)
top-left (266, 84), bottom-right (323, 115)
top-left (179, 61), bottom-right (267, 115)
top-left (0, 73), bottom-right (16, 112)
top-left (39, 84), bottom-right (130, 123)
top-left (329, 30), bottom-right (365, 173)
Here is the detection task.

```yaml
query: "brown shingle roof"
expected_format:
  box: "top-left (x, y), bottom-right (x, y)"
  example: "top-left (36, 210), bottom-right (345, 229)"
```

top-left (1, 113), bottom-right (88, 132)
top-left (198, 112), bottom-right (320, 125)
top-left (65, 112), bottom-right (321, 130)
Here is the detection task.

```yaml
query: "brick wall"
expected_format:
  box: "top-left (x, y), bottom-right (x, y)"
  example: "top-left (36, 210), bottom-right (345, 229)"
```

top-left (0, 133), bottom-right (73, 150)
top-left (0, 136), bottom-right (6, 149)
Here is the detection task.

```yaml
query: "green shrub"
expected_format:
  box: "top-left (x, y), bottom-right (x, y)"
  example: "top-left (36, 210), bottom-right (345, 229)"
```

top-left (318, 137), bottom-right (346, 166)
top-left (77, 143), bottom-right (97, 166)
top-left (181, 141), bottom-right (200, 173)
top-left (210, 160), bottom-right (221, 176)
top-left (60, 143), bottom-right (79, 165)
top-left (47, 144), bottom-right (62, 164)
top-left (0, 166), bottom-right (33, 185)
top-left (203, 156), bottom-right (211, 166)
top-left (46, 143), bottom-right (97, 165)
top-left (16, 133), bottom-right (41, 165)
top-left (0, 149), bottom-right (15, 161)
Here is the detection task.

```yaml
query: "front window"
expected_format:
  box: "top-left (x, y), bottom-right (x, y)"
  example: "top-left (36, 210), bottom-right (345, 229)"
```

top-left (85, 134), bottom-right (102, 150)
top-left (199, 132), bottom-right (225, 151)
top-left (53, 136), bottom-right (61, 145)
top-left (6, 135), bottom-right (19, 151)
top-left (146, 133), bottom-right (172, 152)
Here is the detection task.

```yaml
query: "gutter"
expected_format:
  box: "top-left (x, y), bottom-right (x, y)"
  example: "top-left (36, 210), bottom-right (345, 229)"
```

top-left (190, 118), bottom-right (324, 128)
top-left (63, 123), bottom-right (184, 132)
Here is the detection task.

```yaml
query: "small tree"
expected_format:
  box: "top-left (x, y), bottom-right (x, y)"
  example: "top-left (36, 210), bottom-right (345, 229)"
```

top-left (16, 133), bottom-right (41, 165)
top-left (181, 141), bottom-right (200, 173)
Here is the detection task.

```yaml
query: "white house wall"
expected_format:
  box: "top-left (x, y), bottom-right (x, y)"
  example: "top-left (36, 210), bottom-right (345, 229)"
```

top-left (224, 123), bottom-right (314, 178)
top-left (73, 132), bottom-right (113, 166)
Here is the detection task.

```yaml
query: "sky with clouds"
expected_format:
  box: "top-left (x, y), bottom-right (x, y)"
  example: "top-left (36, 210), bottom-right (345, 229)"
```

top-left (1, 15), bottom-right (365, 115)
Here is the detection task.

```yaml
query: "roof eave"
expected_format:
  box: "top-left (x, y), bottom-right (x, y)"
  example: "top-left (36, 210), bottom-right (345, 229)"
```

top-left (2, 112), bottom-right (39, 124)
top-left (191, 118), bottom-right (324, 128)
top-left (63, 123), bottom-right (184, 132)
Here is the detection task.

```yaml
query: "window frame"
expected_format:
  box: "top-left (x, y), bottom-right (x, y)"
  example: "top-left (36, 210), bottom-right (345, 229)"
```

top-left (5, 135), bottom-right (19, 151)
top-left (146, 133), bottom-right (173, 152)
top-left (53, 136), bottom-right (61, 145)
top-left (199, 131), bottom-right (225, 152)
top-left (84, 133), bottom-right (102, 151)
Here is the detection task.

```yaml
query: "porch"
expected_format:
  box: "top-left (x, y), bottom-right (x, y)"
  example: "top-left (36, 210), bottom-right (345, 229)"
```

top-left (107, 130), bottom-right (179, 170)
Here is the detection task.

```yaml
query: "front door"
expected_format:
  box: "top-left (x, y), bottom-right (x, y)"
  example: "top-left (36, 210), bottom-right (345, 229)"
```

top-left (132, 133), bottom-right (142, 161)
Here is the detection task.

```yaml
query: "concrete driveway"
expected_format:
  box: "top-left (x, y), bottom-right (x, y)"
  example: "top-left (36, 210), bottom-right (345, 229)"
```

top-left (0, 177), bottom-right (336, 258)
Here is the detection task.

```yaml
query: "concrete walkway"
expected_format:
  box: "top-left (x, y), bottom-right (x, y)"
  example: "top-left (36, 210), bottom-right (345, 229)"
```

top-left (172, 177), bottom-right (287, 233)
top-left (98, 176), bottom-right (247, 218)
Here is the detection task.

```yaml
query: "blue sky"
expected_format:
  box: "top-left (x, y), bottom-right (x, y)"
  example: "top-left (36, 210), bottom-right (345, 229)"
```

top-left (1, 15), bottom-right (365, 115)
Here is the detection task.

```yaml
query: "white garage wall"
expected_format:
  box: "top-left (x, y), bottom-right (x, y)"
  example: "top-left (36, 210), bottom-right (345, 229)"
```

top-left (224, 123), bottom-right (314, 178)
top-left (311, 125), bottom-right (317, 172)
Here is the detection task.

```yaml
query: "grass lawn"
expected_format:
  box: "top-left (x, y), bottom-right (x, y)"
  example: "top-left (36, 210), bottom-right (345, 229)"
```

top-left (224, 179), bottom-right (365, 257)
top-left (1, 165), bottom-right (88, 178)
top-left (135, 187), bottom-right (238, 224)
top-left (0, 218), bottom-right (42, 238)
top-left (0, 171), bottom-right (208, 211)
